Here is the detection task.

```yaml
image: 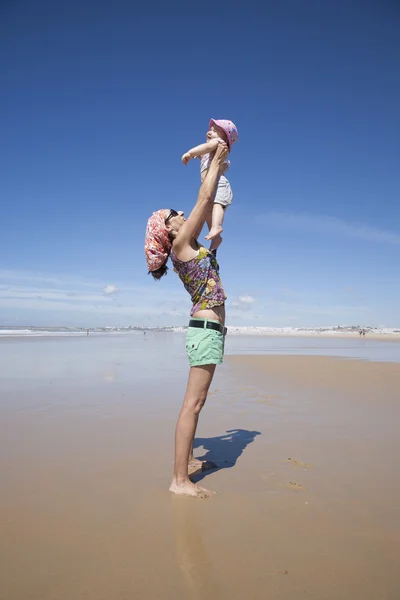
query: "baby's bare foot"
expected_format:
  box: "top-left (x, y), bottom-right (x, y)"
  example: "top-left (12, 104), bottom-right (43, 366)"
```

top-left (205, 226), bottom-right (223, 241)
top-left (188, 459), bottom-right (217, 475)
top-left (188, 460), bottom-right (203, 476)
top-left (210, 235), bottom-right (223, 252)
top-left (169, 479), bottom-right (216, 498)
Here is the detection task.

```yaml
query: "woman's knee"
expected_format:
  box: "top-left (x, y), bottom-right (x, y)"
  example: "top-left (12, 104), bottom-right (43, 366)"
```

top-left (194, 396), bottom-right (206, 415)
top-left (184, 391), bottom-right (208, 416)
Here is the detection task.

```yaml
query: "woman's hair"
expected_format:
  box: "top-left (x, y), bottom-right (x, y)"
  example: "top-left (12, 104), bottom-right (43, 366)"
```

top-left (149, 240), bottom-right (172, 280)
top-left (149, 262), bottom-right (169, 281)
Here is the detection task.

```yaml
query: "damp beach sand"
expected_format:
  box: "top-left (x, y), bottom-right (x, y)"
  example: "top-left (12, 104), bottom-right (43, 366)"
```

top-left (1, 334), bottom-right (399, 599)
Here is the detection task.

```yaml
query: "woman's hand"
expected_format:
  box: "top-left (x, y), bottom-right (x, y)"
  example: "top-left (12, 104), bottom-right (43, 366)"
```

top-left (173, 141), bottom-right (230, 254)
top-left (212, 142), bottom-right (229, 172)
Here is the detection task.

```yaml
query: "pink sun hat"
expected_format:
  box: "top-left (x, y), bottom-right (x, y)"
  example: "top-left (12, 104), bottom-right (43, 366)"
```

top-left (209, 118), bottom-right (238, 150)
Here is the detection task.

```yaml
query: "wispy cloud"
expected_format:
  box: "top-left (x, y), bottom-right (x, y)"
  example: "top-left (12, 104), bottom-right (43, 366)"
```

top-left (0, 270), bottom-right (183, 298)
top-left (0, 270), bottom-right (98, 288)
top-left (238, 294), bottom-right (256, 304)
top-left (273, 302), bottom-right (369, 317)
top-left (103, 284), bottom-right (119, 296)
top-left (342, 286), bottom-right (366, 302)
top-left (0, 297), bottom-right (186, 317)
top-left (0, 286), bottom-right (108, 303)
top-left (263, 213), bottom-right (400, 245)
top-left (0, 269), bottom-right (189, 326)
top-left (231, 294), bottom-right (257, 312)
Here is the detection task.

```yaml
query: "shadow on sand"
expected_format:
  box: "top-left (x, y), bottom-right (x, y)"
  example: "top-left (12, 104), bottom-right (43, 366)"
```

top-left (191, 428), bottom-right (261, 483)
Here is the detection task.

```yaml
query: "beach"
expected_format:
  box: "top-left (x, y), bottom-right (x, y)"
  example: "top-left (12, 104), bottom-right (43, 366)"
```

top-left (1, 334), bottom-right (400, 599)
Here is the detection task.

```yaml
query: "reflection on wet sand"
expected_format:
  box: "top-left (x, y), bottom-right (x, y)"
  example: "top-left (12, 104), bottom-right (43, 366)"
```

top-left (173, 497), bottom-right (222, 598)
top-left (172, 430), bottom-right (261, 594)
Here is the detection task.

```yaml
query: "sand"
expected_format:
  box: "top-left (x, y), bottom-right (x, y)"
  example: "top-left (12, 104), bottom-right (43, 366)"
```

top-left (1, 337), bottom-right (399, 599)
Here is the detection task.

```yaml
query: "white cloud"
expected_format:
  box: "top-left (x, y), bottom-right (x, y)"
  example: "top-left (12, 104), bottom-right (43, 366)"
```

top-left (238, 294), bottom-right (256, 304)
top-left (262, 213), bottom-right (400, 245)
top-left (231, 294), bottom-right (257, 312)
top-left (103, 284), bottom-right (119, 296)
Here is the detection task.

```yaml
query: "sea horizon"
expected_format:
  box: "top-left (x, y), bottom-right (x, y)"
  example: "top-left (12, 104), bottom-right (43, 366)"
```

top-left (1, 324), bottom-right (399, 337)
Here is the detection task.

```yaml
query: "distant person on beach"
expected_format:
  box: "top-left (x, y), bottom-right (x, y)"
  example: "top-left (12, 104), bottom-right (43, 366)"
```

top-left (181, 118), bottom-right (238, 248)
top-left (144, 143), bottom-right (229, 498)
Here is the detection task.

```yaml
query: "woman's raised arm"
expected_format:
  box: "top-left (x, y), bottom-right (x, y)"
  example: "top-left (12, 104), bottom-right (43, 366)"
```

top-left (174, 143), bottom-right (229, 251)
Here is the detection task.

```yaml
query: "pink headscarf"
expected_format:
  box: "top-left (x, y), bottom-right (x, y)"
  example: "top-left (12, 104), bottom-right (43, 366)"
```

top-left (144, 210), bottom-right (172, 272)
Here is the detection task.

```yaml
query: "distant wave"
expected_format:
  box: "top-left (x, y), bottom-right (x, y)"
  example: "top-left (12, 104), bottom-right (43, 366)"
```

top-left (1, 325), bottom-right (399, 337)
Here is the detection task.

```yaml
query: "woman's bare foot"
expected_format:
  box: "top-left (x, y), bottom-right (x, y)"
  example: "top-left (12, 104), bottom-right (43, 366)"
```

top-left (205, 225), bottom-right (223, 240)
top-left (169, 479), bottom-right (216, 498)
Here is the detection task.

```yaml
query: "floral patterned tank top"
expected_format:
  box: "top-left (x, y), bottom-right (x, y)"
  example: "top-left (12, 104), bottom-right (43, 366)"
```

top-left (170, 243), bottom-right (227, 316)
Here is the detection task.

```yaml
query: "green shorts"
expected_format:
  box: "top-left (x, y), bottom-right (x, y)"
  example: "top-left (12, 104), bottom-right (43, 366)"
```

top-left (185, 319), bottom-right (226, 367)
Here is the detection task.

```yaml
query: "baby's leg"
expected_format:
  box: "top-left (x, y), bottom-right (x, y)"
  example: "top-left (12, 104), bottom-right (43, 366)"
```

top-left (205, 204), bottom-right (224, 242)
top-left (205, 206), bottom-right (222, 252)
top-left (205, 204), bottom-right (213, 233)
top-left (205, 176), bottom-right (232, 248)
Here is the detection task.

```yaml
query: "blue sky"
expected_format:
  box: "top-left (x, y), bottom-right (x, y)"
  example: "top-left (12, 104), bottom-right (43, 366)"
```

top-left (1, 0), bottom-right (399, 328)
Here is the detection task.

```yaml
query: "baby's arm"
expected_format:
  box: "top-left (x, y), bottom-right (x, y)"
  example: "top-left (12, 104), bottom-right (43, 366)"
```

top-left (182, 139), bottom-right (220, 164)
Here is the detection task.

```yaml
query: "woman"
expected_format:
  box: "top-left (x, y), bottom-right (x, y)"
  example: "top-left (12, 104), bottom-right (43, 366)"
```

top-left (144, 143), bottom-right (229, 498)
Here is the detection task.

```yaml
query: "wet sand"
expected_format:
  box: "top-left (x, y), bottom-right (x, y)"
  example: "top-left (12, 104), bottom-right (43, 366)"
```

top-left (1, 338), bottom-right (400, 599)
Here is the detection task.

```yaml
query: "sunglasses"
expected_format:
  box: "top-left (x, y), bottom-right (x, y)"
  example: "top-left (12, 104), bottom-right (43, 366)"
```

top-left (165, 209), bottom-right (179, 224)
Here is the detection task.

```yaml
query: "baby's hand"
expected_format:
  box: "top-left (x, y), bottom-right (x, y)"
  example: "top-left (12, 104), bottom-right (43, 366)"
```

top-left (181, 152), bottom-right (192, 165)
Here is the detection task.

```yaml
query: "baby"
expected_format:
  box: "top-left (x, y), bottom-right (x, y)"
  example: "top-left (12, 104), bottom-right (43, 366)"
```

top-left (182, 118), bottom-right (238, 246)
